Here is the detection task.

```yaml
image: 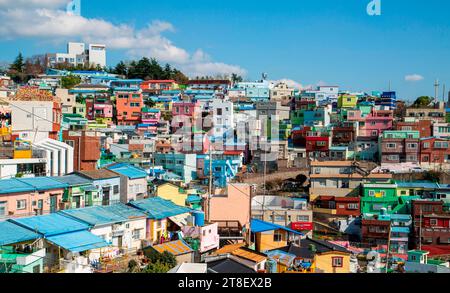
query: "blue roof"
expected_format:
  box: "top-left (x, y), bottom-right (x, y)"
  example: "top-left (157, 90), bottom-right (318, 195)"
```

top-left (250, 219), bottom-right (303, 235)
top-left (10, 214), bottom-right (89, 237)
top-left (46, 230), bottom-right (109, 252)
top-left (0, 221), bottom-right (40, 246)
top-left (187, 195), bottom-right (202, 203)
top-left (52, 175), bottom-right (92, 186)
top-left (396, 181), bottom-right (439, 189)
top-left (391, 227), bottom-right (410, 233)
top-left (0, 177), bottom-right (69, 194)
top-left (128, 197), bottom-right (191, 220)
top-left (59, 203), bottom-right (146, 226)
top-left (390, 214), bottom-right (412, 220)
top-left (106, 163), bottom-right (147, 179)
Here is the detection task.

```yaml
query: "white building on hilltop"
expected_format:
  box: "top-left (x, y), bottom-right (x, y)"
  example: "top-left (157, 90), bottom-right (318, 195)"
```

top-left (46, 42), bottom-right (107, 68)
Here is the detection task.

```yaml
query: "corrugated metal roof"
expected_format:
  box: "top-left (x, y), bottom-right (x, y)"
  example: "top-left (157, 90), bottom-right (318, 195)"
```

top-left (396, 181), bottom-right (439, 189)
top-left (129, 197), bottom-right (191, 220)
top-left (59, 203), bottom-right (146, 226)
top-left (52, 175), bottom-right (92, 186)
top-left (0, 221), bottom-right (40, 246)
top-left (250, 219), bottom-right (303, 235)
top-left (10, 214), bottom-right (89, 237)
top-left (46, 230), bottom-right (109, 252)
top-left (106, 163), bottom-right (147, 179)
top-left (0, 177), bottom-right (69, 194)
top-left (152, 240), bottom-right (193, 256)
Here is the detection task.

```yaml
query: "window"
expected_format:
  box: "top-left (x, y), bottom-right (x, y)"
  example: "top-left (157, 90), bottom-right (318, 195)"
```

top-left (369, 190), bottom-right (375, 197)
top-left (275, 215), bottom-right (285, 222)
top-left (273, 231), bottom-right (283, 242)
top-left (113, 185), bottom-right (119, 194)
top-left (348, 203), bottom-right (359, 210)
top-left (297, 215), bottom-right (309, 222)
top-left (386, 143), bottom-right (397, 149)
top-left (332, 257), bottom-right (343, 267)
top-left (17, 200), bottom-right (26, 210)
top-left (132, 229), bottom-right (142, 240)
top-left (430, 219), bottom-right (438, 226)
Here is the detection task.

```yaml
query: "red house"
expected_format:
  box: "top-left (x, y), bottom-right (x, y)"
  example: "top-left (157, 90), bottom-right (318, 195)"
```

top-left (421, 214), bottom-right (450, 246)
top-left (419, 137), bottom-right (450, 165)
top-left (313, 196), bottom-right (360, 217)
top-left (306, 132), bottom-right (330, 159)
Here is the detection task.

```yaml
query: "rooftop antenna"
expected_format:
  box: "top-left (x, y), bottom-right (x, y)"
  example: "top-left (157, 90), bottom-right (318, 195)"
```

top-left (262, 73), bottom-right (268, 81)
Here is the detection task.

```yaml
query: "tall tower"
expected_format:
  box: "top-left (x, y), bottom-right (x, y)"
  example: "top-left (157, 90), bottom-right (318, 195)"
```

top-left (434, 79), bottom-right (440, 103)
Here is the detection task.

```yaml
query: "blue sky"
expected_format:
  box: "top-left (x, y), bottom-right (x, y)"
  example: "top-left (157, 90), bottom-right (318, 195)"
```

top-left (0, 0), bottom-right (449, 101)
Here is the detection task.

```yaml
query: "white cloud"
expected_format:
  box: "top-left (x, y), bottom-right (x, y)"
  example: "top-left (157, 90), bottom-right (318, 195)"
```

top-left (405, 74), bottom-right (424, 82)
top-left (0, 2), bottom-right (246, 77)
top-left (271, 79), bottom-right (303, 89)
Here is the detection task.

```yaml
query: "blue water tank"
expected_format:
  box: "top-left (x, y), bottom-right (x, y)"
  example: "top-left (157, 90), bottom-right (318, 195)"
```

top-left (193, 210), bottom-right (205, 227)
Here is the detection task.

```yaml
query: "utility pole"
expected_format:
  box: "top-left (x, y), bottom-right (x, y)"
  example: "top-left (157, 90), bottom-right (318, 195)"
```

top-left (385, 221), bottom-right (392, 273)
top-left (207, 144), bottom-right (213, 222)
top-left (262, 149), bottom-right (267, 221)
top-left (419, 205), bottom-right (423, 251)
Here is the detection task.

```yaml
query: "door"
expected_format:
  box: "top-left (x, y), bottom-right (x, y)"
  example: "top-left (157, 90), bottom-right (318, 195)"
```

top-left (37, 200), bottom-right (43, 215)
top-left (49, 195), bottom-right (57, 213)
top-left (0, 201), bottom-right (7, 218)
top-left (102, 187), bottom-right (110, 206)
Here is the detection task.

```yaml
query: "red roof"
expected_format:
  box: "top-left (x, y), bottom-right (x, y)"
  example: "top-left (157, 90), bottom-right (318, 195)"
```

top-left (223, 150), bottom-right (244, 155)
top-left (335, 197), bottom-right (360, 202)
top-left (422, 245), bottom-right (450, 257)
top-left (141, 80), bottom-right (176, 84)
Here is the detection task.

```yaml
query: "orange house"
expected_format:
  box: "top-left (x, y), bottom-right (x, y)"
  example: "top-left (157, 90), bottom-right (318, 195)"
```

top-left (115, 92), bottom-right (144, 126)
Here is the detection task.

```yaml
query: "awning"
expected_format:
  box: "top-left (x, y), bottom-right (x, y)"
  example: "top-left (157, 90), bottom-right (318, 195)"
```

top-left (169, 213), bottom-right (191, 227)
top-left (46, 230), bottom-right (109, 252)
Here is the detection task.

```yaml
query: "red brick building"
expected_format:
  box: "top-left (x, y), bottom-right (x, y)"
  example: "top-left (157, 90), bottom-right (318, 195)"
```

top-left (411, 200), bottom-right (446, 248)
top-left (395, 120), bottom-right (433, 138)
top-left (62, 130), bottom-right (101, 171)
top-left (419, 137), bottom-right (450, 165)
top-left (361, 218), bottom-right (391, 246)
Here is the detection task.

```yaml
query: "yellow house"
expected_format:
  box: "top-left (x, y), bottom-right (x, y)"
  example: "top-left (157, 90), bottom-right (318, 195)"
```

top-left (338, 94), bottom-right (358, 108)
top-left (251, 219), bottom-right (303, 253)
top-left (313, 251), bottom-right (351, 273)
top-left (156, 182), bottom-right (188, 206)
top-left (265, 238), bottom-right (352, 273)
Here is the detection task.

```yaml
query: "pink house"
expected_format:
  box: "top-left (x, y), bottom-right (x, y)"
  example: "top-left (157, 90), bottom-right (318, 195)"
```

top-left (141, 108), bottom-right (161, 125)
top-left (172, 101), bottom-right (201, 132)
top-left (359, 109), bottom-right (393, 137)
top-left (182, 222), bottom-right (220, 253)
top-left (208, 183), bottom-right (252, 227)
top-left (0, 177), bottom-right (67, 219)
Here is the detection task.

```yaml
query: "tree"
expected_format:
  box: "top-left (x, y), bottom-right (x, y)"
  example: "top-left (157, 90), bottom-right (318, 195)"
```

top-left (8, 53), bottom-right (26, 83)
top-left (231, 73), bottom-right (243, 83)
top-left (142, 261), bottom-right (172, 273)
top-left (61, 75), bottom-right (81, 89)
top-left (412, 96), bottom-right (432, 108)
top-left (114, 61), bottom-right (128, 77)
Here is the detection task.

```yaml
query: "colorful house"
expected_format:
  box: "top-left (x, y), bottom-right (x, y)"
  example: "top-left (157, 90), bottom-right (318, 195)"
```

top-left (72, 170), bottom-right (121, 206)
top-left (53, 174), bottom-right (98, 209)
top-left (155, 181), bottom-right (188, 206)
top-left (0, 177), bottom-right (68, 219)
top-left (250, 219), bottom-right (303, 253)
top-left (128, 197), bottom-right (191, 245)
top-left (338, 95), bottom-right (358, 109)
top-left (361, 182), bottom-right (398, 215)
top-left (115, 92), bottom-right (144, 126)
top-left (106, 163), bottom-right (148, 203)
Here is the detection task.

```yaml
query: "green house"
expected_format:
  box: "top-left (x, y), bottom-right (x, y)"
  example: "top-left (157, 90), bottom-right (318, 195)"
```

top-left (0, 246), bottom-right (45, 273)
top-left (361, 182), bottom-right (398, 214)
